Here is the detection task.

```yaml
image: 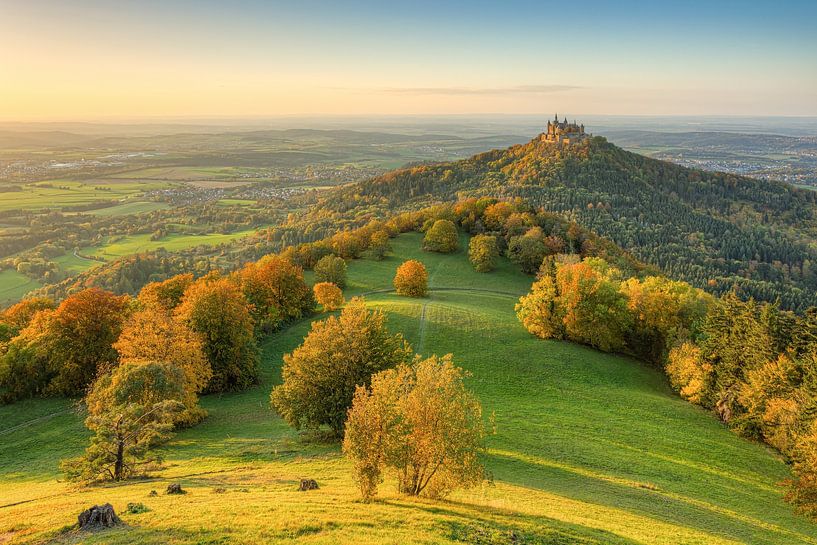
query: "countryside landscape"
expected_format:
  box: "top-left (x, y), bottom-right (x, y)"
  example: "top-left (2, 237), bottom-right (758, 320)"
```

top-left (2, 2), bottom-right (817, 544)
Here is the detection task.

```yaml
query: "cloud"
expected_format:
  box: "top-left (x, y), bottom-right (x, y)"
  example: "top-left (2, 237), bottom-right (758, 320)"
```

top-left (377, 84), bottom-right (582, 96)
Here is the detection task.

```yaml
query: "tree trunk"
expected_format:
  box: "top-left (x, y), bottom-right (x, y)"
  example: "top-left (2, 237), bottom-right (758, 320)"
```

top-left (114, 438), bottom-right (124, 481)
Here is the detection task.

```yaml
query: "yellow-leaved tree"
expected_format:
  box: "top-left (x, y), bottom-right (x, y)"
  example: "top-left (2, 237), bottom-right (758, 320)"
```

top-left (343, 354), bottom-right (485, 501)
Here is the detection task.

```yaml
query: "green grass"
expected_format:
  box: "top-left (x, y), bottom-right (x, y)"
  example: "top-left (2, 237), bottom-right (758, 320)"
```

top-left (51, 252), bottom-right (102, 276)
top-left (1, 232), bottom-right (815, 544)
top-left (0, 269), bottom-right (41, 305)
top-left (85, 229), bottom-right (262, 260)
top-left (82, 201), bottom-right (171, 216)
top-left (0, 180), bottom-right (173, 212)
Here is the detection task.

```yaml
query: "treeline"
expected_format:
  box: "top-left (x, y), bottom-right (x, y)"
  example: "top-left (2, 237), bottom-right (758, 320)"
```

top-left (311, 135), bottom-right (817, 310)
top-left (516, 256), bottom-right (817, 518)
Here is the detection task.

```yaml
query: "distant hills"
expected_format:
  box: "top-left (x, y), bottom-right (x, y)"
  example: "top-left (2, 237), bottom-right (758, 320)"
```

top-left (318, 134), bottom-right (817, 310)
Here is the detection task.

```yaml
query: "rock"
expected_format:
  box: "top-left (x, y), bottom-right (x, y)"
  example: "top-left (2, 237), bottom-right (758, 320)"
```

top-left (166, 483), bottom-right (185, 495)
top-left (78, 504), bottom-right (121, 530)
top-left (298, 479), bottom-right (319, 491)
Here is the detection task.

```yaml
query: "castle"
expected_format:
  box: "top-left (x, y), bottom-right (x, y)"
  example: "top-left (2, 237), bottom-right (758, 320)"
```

top-left (542, 114), bottom-right (587, 145)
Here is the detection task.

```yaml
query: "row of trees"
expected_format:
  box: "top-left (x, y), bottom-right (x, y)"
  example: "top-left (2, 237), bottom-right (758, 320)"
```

top-left (515, 255), bottom-right (817, 518)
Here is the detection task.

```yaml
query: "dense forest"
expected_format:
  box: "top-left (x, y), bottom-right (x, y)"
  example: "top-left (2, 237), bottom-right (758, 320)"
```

top-left (314, 135), bottom-right (817, 310)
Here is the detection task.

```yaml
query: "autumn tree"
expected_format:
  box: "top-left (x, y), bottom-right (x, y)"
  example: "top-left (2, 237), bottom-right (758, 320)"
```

top-left (138, 274), bottom-right (194, 312)
top-left (483, 202), bottom-right (514, 231)
top-left (114, 307), bottom-right (211, 425)
top-left (234, 255), bottom-right (314, 331)
top-left (270, 298), bottom-right (413, 438)
top-left (394, 260), bottom-right (428, 297)
top-left (468, 234), bottom-right (499, 273)
top-left (343, 354), bottom-right (485, 501)
top-left (368, 230), bottom-right (391, 260)
top-left (665, 341), bottom-right (712, 405)
top-left (62, 360), bottom-right (185, 482)
top-left (313, 282), bottom-right (344, 312)
top-left (0, 297), bottom-right (55, 333)
top-left (175, 278), bottom-right (259, 393)
top-left (515, 273), bottom-right (564, 340)
top-left (34, 289), bottom-right (130, 396)
top-left (423, 219), bottom-right (459, 253)
top-left (314, 254), bottom-right (348, 289)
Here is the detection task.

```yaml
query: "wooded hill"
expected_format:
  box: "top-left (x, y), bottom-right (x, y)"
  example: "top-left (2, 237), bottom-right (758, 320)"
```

top-left (317, 135), bottom-right (817, 310)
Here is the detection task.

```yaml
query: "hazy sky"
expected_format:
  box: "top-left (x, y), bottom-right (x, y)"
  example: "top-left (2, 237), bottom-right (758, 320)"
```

top-left (1, 0), bottom-right (816, 120)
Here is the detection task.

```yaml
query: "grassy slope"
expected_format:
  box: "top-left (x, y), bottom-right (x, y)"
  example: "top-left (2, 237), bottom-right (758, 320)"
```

top-left (1, 233), bottom-right (815, 545)
top-left (86, 229), bottom-right (262, 260)
top-left (0, 270), bottom-right (41, 306)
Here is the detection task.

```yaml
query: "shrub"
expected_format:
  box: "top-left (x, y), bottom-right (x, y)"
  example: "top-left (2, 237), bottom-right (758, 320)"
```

top-left (468, 235), bottom-right (499, 272)
top-left (343, 354), bottom-right (485, 501)
top-left (314, 255), bottom-right (348, 288)
top-left (270, 298), bottom-right (413, 438)
top-left (394, 260), bottom-right (428, 297)
top-left (313, 282), bottom-right (344, 312)
top-left (423, 220), bottom-right (459, 253)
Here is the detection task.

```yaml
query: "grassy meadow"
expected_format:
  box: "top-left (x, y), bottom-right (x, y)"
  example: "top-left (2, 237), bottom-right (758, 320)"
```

top-left (1, 233), bottom-right (814, 544)
top-left (0, 180), bottom-right (173, 212)
top-left (0, 270), bottom-right (41, 306)
top-left (84, 228), bottom-right (263, 261)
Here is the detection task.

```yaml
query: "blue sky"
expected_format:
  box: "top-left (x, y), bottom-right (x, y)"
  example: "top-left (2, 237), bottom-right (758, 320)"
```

top-left (1, 0), bottom-right (815, 119)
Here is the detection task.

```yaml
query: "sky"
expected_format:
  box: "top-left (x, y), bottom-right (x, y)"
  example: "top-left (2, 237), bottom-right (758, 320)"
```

top-left (1, 0), bottom-right (816, 120)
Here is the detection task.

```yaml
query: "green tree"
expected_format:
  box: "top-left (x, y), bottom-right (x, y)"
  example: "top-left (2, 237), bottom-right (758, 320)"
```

top-left (423, 220), bottom-right (459, 253)
top-left (468, 234), bottom-right (499, 272)
top-left (270, 298), bottom-right (413, 438)
top-left (62, 360), bottom-right (186, 482)
top-left (175, 278), bottom-right (259, 393)
top-left (314, 254), bottom-right (348, 288)
top-left (507, 227), bottom-right (548, 274)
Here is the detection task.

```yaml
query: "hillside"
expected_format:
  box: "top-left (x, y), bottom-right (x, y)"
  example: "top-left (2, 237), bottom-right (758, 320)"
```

top-left (316, 135), bottom-right (817, 310)
top-left (2, 232), bottom-right (814, 545)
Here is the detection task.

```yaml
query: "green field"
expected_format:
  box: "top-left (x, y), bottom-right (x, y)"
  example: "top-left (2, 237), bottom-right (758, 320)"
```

top-left (1, 233), bottom-right (814, 545)
top-left (83, 201), bottom-right (171, 216)
top-left (86, 228), bottom-right (262, 260)
top-left (0, 180), bottom-right (173, 212)
top-left (0, 269), bottom-right (41, 305)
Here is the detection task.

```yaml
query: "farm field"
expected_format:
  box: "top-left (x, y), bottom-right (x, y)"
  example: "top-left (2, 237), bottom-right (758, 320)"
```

top-left (83, 201), bottom-right (171, 216)
top-left (0, 233), bottom-right (813, 545)
top-left (0, 180), bottom-right (173, 212)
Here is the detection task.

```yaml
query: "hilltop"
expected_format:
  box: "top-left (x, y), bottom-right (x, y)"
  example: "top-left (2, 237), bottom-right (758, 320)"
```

top-left (311, 132), bottom-right (817, 310)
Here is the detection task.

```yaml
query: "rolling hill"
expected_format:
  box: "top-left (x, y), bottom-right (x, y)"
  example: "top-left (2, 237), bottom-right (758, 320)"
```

top-left (315, 134), bottom-right (817, 310)
top-left (1, 232), bottom-right (814, 545)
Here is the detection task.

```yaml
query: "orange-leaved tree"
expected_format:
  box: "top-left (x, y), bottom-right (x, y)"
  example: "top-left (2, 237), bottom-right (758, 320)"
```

top-left (313, 282), bottom-right (344, 312)
top-left (394, 260), bottom-right (428, 297)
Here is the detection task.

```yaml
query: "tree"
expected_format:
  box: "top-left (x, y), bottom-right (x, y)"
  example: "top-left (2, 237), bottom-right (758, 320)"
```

top-left (343, 354), bottom-right (485, 501)
top-left (483, 202), bottom-right (514, 231)
top-left (313, 282), bottom-right (344, 312)
top-left (114, 307), bottom-right (211, 425)
top-left (138, 274), bottom-right (194, 312)
top-left (271, 298), bottom-right (413, 438)
top-left (368, 230), bottom-right (391, 260)
top-left (62, 360), bottom-right (185, 482)
top-left (394, 260), bottom-right (428, 297)
top-left (234, 255), bottom-right (314, 331)
top-left (0, 297), bottom-right (55, 332)
top-left (468, 234), bottom-right (499, 273)
top-left (507, 227), bottom-right (548, 274)
top-left (314, 254), bottom-right (348, 289)
top-left (515, 273), bottom-right (564, 340)
top-left (175, 278), bottom-right (259, 393)
top-left (423, 220), bottom-right (459, 253)
top-left (41, 288), bottom-right (131, 396)
top-left (665, 341), bottom-right (712, 405)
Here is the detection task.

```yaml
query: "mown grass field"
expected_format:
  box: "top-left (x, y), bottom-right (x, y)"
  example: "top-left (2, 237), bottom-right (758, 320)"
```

top-left (83, 202), bottom-right (171, 217)
top-left (1, 233), bottom-right (815, 545)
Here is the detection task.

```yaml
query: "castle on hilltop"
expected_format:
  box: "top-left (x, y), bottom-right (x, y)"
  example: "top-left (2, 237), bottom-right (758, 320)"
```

top-left (542, 114), bottom-right (587, 145)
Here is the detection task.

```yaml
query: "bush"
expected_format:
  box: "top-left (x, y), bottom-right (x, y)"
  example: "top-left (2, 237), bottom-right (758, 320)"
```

top-left (314, 255), bottom-right (348, 288)
top-left (313, 282), bottom-right (344, 312)
top-left (270, 298), bottom-right (413, 438)
top-left (423, 220), bottom-right (459, 253)
top-left (394, 260), bottom-right (428, 297)
top-left (343, 354), bottom-right (485, 501)
top-left (468, 235), bottom-right (499, 272)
